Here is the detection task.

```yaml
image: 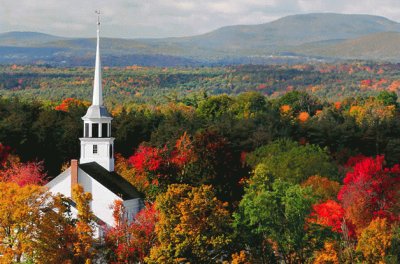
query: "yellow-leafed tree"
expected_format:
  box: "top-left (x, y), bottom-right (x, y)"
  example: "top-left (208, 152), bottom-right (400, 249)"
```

top-left (356, 217), bottom-right (392, 263)
top-left (148, 184), bottom-right (232, 263)
top-left (72, 184), bottom-right (96, 264)
top-left (0, 182), bottom-right (75, 263)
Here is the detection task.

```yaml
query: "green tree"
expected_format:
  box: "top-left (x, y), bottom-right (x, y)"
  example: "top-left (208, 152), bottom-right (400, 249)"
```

top-left (235, 178), bottom-right (326, 263)
top-left (197, 94), bottom-right (234, 121)
top-left (246, 139), bottom-right (337, 183)
top-left (377, 90), bottom-right (398, 107)
top-left (232, 92), bottom-right (267, 118)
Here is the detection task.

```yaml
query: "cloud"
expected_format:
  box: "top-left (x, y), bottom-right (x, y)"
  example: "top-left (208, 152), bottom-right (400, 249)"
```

top-left (1, 0), bottom-right (400, 38)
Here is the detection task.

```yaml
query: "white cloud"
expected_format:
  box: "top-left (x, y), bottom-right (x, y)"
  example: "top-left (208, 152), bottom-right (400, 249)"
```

top-left (1, 0), bottom-right (400, 38)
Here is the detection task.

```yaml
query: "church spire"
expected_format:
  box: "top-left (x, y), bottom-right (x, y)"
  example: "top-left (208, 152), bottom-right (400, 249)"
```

top-left (92, 10), bottom-right (102, 106)
top-left (80, 11), bottom-right (115, 172)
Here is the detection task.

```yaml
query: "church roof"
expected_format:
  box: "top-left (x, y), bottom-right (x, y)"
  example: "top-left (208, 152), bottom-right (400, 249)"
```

top-left (79, 162), bottom-right (143, 200)
top-left (82, 105), bottom-right (112, 119)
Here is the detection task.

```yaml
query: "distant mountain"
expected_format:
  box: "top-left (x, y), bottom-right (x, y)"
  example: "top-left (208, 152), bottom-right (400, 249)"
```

top-left (0, 31), bottom-right (66, 47)
top-left (297, 32), bottom-right (400, 61)
top-left (2, 13), bottom-right (400, 66)
top-left (183, 13), bottom-right (400, 52)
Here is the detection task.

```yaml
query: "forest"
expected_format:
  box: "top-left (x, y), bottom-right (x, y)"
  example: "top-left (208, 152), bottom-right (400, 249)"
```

top-left (1, 62), bottom-right (400, 263)
top-left (2, 62), bottom-right (400, 107)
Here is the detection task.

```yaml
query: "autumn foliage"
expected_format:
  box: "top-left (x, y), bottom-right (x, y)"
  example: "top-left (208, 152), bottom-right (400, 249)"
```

top-left (149, 184), bottom-right (232, 263)
top-left (0, 160), bottom-right (46, 186)
top-left (338, 155), bottom-right (400, 232)
top-left (105, 201), bottom-right (158, 263)
top-left (55, 97), bottom-right (89, 112)
top-left (4, 73), bottom-right (400, 263)
top-left (129, 145), bottom-right (164, 173)
top-left (298, 111), bottom-right (310, 122)
top-left (0, 183), bottom-right (77, 263)
top-left (313, 241), bottom-right (340, 264)
top-left (72, 184), bottom-right (95, 264)
top-left (302, 175), bottom-right (340, 202)
top-left (310, 200), bottom-right (355, 237)
top-left (356, 217), bottom-right (392, 263)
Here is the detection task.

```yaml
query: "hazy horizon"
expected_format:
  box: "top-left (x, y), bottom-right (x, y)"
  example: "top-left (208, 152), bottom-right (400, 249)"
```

top-left (2, 0), bottom-right (400, 39)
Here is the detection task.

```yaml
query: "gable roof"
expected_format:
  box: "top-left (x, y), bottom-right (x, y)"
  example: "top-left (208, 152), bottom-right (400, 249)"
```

top-left (79, 162), bottom-right (143, 200)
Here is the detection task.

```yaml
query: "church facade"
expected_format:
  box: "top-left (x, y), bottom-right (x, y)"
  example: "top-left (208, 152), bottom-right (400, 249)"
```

top-left (46, 18), bottom-right (143, 228)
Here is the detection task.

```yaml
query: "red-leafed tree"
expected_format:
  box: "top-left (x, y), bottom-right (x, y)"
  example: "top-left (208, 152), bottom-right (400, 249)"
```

top-left (338, 155), bottom-right (400, 233)
top-left (310, 200), bottom-right (355, 238)
top-left (129, 145), bottom-right (165, 173)
top-left (127, 134), bottom-right (197, 199)
top-left (105, 201), bottom-right (158, 263)
top-left (170, 132), bottom-right (195, 168)
top-left (128, 145), bottom-right (169, 199)
top-left (0, 159), bottom-right (46, 186)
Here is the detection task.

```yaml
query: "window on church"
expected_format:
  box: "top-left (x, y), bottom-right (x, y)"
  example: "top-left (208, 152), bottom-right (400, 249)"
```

top-left (85, 123), bottom-right (89, 137)
top-left (93, 145), bottom-right (98, 154)
top-left (109, 144), bottom-right (113, 158)
top-left (102, 123), bottom-right (108, 138)
top-left (92, 123), bottom-right (99, 138)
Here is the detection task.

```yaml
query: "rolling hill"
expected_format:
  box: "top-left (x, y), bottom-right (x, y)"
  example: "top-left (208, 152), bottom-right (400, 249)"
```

top-left (2, 13), bottom-right (400, 66)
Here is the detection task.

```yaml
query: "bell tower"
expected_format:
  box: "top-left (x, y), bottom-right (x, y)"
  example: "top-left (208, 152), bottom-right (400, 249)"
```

top-left (80, 11), bottom-right (114, 171)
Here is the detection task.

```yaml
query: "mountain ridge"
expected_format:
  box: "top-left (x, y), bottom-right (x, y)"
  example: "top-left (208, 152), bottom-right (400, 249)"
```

top-left (2, 13), bottom-right (400, 66)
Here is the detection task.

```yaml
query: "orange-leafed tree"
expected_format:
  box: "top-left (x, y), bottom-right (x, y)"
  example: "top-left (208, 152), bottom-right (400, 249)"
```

top-left (55, 97), bottom-right (89, 112)
top-left (298, 111), bottom-right (310, 122)
top-left (302, 175), bottom-right (340, 202)
top-left (72, 184), bottom-right (95, 264)
top-left (148, 184), bottom-right (232, 263)
top-left (230, 250), bottom-right (252, 264)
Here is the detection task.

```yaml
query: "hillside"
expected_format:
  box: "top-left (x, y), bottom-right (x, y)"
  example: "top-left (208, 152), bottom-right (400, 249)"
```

top-left (2, 13), bottom-right (400, 65)
top-left (298, 32), bottom-right (400, 61)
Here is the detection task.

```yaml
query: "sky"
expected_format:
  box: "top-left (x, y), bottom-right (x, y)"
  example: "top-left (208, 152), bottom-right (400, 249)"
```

top-left (2, 0), bottom-right (400, 38)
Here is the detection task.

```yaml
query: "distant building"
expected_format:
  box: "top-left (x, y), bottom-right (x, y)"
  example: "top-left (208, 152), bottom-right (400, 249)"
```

top-left (46, 17), bottom-right (143, 232)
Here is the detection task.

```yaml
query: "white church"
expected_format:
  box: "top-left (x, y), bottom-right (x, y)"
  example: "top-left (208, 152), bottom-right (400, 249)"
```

top-left (46, 16), bottom-right (144, 229)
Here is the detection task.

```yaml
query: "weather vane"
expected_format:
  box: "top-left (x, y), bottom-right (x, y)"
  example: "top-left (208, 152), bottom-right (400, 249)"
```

top-left (95, 10), bottom-right (101, 27)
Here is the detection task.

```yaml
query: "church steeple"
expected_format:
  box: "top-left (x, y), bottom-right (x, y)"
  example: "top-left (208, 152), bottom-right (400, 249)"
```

top-left (93, 12), bottom-right (102, 106)
top-left (80, 11), bottom-right (115, 172)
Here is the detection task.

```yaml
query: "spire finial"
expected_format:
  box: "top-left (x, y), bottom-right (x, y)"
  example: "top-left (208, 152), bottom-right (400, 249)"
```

top-left (95, 10), bottom-right (100, 30)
